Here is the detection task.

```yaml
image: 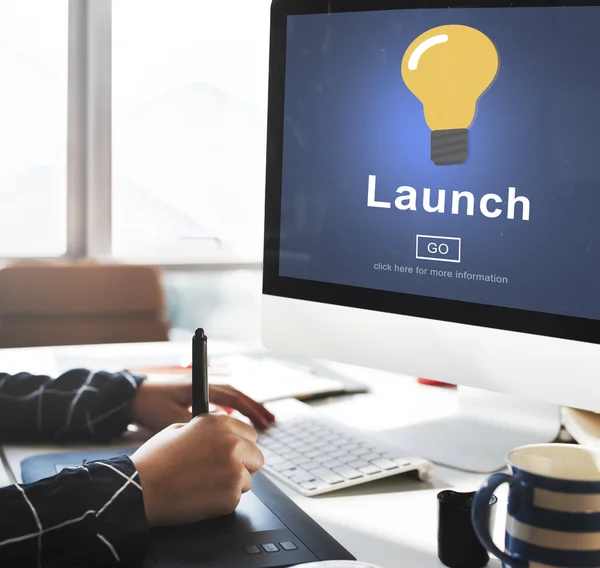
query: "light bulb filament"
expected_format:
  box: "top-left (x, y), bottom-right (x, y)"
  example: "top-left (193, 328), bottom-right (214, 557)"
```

top-left (408, 34), bottom-right (449, 71)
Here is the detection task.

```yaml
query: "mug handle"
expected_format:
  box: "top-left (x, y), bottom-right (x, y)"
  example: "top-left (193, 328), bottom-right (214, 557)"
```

top-left (471, 472), bottom-right (527, 568)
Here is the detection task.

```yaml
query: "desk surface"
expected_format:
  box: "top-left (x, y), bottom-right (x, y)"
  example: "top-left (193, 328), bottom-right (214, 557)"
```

top-left (0, 341), bottom-right (505, 568)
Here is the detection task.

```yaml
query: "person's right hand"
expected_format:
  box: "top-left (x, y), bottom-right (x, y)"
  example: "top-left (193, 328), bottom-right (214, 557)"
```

top-left (131, 413), bottom-right (264, 527)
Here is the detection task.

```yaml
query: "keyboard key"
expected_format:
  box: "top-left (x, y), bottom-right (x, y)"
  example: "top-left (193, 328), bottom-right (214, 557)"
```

top-left (340, 454), bottom-right (358, 464)
top-left (280, 468), bottom-right (299, 478)
top-left (313, 454), bottom-right (331, 464)
top-left (267, 456), bottom-right (286, 466)
top-left (372, 458), bottom-right (399, 470)
top-left (280, 541), bottom-right (298, 551)
top-left (306, 449), bottom-right (322, 459)
top-left (330, 449), bottom-right (347, 458)
top-left (301, 461), bottom-right (320, 471)
top-left (273, 461), bottom-right (295, 472)
top-left (281, 451), bottom-right (303, 461)
top-left (380, 451), bottom-right (400, 459)
top-left (294, 456), bottom-right (313, 466)
top-left (301, 482), bottom-right (319, 491)
top-left (297, 433), bottom-right (316, 442)
top-left (341, 443), bottom-right (360, 452)
top-left (309, 468), bottom-right (345, 485)
top-left (262, 543), bottom-right (279, 553)
top-left (244, 545), bottom-right (261, 555)
top-left (333, 466), bottom-right (363, 480)
top-left (362, 453), bottom-right (382, 462)
top-left (312, 440), bottom-right (329, 449)
top-left (349, 459), bottom-right (369, 469)
top-left (323, 459), bottom-right (344, 469)
top-left (381, 453), bottom-right (412, 466)
top-left (290, 471), bottom-right (316, 483)
top-left (351, 447), bottom-right (371, 456)
top-left (359, 465), bottom-right (382, 475)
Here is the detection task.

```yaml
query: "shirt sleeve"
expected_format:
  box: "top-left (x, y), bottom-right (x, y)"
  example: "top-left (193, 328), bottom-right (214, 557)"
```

top-left (0, 369), bottom-right (145, 443)
top-left (0, 455), bottom-right (148, 567)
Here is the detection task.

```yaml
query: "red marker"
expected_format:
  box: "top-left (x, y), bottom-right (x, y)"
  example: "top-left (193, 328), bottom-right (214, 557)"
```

top-left (418, 377), bottom-right (456, 388)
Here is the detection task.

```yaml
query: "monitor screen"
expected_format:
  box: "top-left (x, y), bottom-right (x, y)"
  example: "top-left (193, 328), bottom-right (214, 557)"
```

top-left (274, 5), bottom-right (600, 325)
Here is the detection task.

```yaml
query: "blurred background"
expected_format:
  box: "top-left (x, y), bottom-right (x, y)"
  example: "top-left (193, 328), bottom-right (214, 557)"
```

top-left (0, 0), bottom-right (271, 347)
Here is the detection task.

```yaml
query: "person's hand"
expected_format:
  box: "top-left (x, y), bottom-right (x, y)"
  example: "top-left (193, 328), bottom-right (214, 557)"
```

top-left (209, 384), bottom-right (275, 428)
top-left (131, 414), bottom-right (264, 526)
top-left (129, 376), bottom-right (275, 432)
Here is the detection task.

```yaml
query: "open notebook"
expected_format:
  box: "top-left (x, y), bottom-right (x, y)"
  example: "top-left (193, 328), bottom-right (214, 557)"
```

top-left (133, 351), bottom-right (368, 403)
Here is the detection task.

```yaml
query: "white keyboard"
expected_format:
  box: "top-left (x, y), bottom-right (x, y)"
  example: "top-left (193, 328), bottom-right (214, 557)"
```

top-left (258, 400), bottom-right (433, 496)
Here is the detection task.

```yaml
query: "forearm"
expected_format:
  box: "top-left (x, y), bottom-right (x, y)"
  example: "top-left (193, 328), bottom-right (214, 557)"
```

top-left (0, 456), bottom-right (148, 567)
top-left (0, 370), bottom-right (144, 443)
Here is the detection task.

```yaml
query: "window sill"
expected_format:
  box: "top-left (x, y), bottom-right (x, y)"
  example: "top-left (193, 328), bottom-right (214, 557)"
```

top-left (97, 256), bottom-right (263, 271)
top-left (0, 256), bottom-right (263, 272)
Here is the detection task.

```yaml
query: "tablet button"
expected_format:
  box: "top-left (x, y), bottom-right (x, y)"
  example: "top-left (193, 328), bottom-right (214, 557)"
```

top-left (280, 541), bottom-right (298, 551)
top-left (262, 543), bottom-right (279, 553)
top-left (244, 545), bottom-right (261, 555)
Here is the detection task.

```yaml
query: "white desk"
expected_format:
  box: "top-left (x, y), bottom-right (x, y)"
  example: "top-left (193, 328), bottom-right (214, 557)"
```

top-left (0, 341), bottom-right (506, 568)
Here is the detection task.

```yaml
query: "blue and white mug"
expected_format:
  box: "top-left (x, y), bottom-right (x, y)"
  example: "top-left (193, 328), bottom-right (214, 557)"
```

top-left (472, 444), bottom-right (600, 568)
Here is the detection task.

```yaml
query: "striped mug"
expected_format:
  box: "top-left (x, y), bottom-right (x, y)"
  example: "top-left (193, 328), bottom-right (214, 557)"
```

top-left (472, 444), bottom-right (600, 568)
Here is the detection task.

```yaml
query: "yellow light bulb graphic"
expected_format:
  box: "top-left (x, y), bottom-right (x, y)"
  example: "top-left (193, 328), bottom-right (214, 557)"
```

top-left (401, 25), bottom-right (499, 165)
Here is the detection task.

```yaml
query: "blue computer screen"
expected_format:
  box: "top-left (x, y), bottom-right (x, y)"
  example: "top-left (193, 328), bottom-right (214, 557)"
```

top-left (278, 6), bottom-right (600, 321)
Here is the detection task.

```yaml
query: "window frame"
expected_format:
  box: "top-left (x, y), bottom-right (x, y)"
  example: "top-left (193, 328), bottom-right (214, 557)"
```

top-left (1, 0), bottom-right (262, 271)
top-left (66, 0), bottom-right (111, 260)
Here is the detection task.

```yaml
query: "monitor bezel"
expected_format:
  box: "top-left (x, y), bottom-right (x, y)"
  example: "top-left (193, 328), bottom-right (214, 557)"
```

top-left (262, 0), bottom-right (600, 346)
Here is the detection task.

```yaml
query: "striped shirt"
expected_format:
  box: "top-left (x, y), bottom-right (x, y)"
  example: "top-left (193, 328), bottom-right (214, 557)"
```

top-left (0, 369), bottom-right (149, 567)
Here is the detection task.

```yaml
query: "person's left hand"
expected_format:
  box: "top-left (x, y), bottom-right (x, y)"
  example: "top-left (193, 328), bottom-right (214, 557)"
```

top-left (129, 375), bottom-right (275, 433)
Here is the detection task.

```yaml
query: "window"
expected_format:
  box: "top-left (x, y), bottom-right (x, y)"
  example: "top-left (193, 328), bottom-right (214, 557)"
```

top-left (0, 1), bottom-right (68, 257)
top-left (165, 268), bottom-right (262, 341)
top-left (112, 0), bottom-right (271, 262)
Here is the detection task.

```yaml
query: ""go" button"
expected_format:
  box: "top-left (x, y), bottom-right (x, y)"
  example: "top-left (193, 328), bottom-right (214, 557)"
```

top-left (416, 235), bottom-right (461, 263)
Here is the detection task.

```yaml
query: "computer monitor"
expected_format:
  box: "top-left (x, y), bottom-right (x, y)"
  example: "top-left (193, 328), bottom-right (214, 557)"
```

top-left (261, 0), bottom-right (600, 473)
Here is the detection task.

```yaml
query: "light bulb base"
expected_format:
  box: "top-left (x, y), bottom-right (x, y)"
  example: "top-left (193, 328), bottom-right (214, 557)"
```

top-left (431, 129), bottom-right (469, 166)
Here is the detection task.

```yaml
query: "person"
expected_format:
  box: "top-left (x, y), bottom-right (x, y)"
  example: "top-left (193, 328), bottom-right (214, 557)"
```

top-left (0, 367), bottom-right (275, 567)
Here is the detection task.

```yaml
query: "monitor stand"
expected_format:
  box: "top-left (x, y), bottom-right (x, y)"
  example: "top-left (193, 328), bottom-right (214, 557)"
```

top-left (382, 387), bottom-right (562, 473)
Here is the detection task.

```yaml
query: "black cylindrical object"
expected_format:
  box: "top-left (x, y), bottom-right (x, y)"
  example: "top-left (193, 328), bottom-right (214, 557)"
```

top-left (437, 490), bottom-right (496, 568)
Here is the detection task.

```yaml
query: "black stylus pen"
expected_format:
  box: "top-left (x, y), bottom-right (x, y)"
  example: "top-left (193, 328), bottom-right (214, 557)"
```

top-left (192, 328), bottom-right (210, 417)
